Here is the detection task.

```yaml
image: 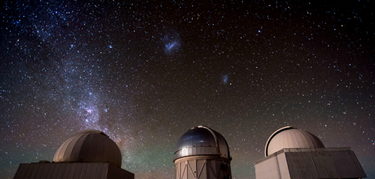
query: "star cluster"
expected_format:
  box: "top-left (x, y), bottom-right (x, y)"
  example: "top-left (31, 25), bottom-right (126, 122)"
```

top-left (1, 1), bottom-right (374, 179)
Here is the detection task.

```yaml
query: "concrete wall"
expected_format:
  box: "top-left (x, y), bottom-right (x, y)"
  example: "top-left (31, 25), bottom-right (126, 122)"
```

top-left (14, 162), bottom-right (134, 179)
top-left (255, 152), bottom-right (289, 179)
top-left (255, 148), bottom-right (366, 179)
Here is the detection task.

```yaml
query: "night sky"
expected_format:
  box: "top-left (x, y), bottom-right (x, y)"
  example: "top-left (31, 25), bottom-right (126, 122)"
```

top-left (1, 1), bottom-right (374, 179)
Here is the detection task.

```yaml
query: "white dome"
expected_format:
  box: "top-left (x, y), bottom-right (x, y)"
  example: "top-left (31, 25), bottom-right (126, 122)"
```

top-left (53, 130), bottom-right (122, 167)
top-left (265, 126), bottom-right (324, 156)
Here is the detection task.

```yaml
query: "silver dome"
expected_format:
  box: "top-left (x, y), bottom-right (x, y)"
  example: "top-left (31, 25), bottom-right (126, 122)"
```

top-left (265, 126), bottom-right (325, 157)
top-left (174, 125), bottom-right (230, 160)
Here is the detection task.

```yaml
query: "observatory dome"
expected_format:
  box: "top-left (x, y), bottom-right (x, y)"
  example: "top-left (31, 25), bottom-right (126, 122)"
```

top-left (265, 126), bottom-right (325, 156)
top-left (174, 125), bottom-right (230, 161)
top-left (53, 130), bottom-right (122, 167)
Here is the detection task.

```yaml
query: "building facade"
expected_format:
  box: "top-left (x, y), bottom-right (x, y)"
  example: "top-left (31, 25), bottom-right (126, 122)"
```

top-left (14, 130), bottom-right (134, 179)
top-left (255, 126), bottom-right (366, 179)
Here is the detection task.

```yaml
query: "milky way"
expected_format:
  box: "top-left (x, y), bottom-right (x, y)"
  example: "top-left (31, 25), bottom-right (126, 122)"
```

top-left (1, 1), bottom-right (374, 179)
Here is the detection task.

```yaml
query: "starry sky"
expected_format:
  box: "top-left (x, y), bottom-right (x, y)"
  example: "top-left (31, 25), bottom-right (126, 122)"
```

top-left (0, 0), bottom-right (374, 178)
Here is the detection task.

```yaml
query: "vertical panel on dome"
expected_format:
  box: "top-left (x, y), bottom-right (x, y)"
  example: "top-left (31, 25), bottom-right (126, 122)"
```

top-left (96, 134), bottom-right (105, 164)
top-left (69, 133), bottom-right (87, 161)
top-left (216, 133), bottom-right (229, 159)
top-left (87, 133), bottom-right (99, 164)
top-left (79, 133), bottom-right (94, 162)
top-left (54, 134), bottom-right (77, 162)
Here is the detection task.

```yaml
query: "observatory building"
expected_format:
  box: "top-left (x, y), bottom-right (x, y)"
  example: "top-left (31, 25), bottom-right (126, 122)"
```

top-left (174, 125), bottom-right (232, 179)
top-left (255, 126), bottom-right (366, 179)
top-left (14, 130), bottom-right (134, 179)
